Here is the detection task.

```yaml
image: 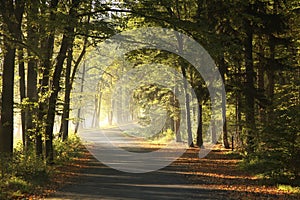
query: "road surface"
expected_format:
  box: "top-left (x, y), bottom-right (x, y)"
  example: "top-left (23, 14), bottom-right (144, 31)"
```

top-left (46, 127), bottom-right (228, 200)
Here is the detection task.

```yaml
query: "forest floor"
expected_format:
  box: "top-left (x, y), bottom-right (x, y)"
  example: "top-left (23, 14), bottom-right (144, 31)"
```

top-left (28, 129), bottom-right (300, 200)
top-left (176, 146), bottom-right (300, 200)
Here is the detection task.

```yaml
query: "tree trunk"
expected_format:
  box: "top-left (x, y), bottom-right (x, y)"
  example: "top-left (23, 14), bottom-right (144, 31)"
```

top-left (244, 19), bottom-right (256, 153)
top-left (45, 34), bottom-right (73, 163)
top-left (181, 65), bottom-right (194, 147)
top-left (0, 44), bottom-right (16, 154)
top-left (257, 39), bottom-right (266, 125)
top-left (44, 0), bottom-right (80, 163)
top-left (266, 36), bottom-right (275, 123)
top-left (97, 92), bottom-right (103, 127)
top-left (26, 15), bottom-right (38, 151)
top-left (0, 0), bottom-right (24, 155)
top-left (196, 103), bottom-right (203, 147)
top-left (109, 98), bottom-right (114, 126)
top-left (223, 118), bottom-right (230, 149)
top-left (63, 38), bottom-right (87, 133)
top-left (176, 32), bottom-right (194, 147)
top-left (92, 97), bottom-right (97, 128)
top-left (219, 55), bottom-right (230, 149)
top-left (21, 0), bottom-right (40, 154)
top-left (18, 48), bottom-right (27, 149)
top-left (171, 86), bottom-right (181, 142)
top-left (211, 120), bottom-right (217, 144)
top-left (75, 60), bottom-right (86, 134)
top-left (36, 0), bottom-right (59, 158)
top-left (61, 48), bottom-right (73, 141)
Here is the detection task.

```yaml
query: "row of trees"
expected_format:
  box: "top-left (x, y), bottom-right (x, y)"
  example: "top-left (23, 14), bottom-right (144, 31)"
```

top-left (0, 0), bottom-right (115, 163)
top-left (0, 0), bottom-right (299, 181)
top-left (123, 0), bottom-right (300, 180)
top-left (76, 1), bottom-right (299, 181)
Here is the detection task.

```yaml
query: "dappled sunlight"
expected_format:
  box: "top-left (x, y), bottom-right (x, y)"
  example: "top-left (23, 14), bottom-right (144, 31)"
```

top-left (173, 147), bottom-right (300, 199)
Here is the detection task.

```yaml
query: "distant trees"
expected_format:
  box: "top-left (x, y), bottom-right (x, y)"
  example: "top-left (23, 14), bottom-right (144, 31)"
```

top-left (0, 0), bottom-right (115, 163)
top-left (119, 0), bottom-right (300, 180)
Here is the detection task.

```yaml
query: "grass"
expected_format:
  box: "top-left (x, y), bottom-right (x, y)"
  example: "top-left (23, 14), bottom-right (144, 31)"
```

top-left (224, 150), bottom-right (244, 159)
top-left (277, 184), bottom-right (300, 194)
top-left (148, 129), bottom-right (176, 144)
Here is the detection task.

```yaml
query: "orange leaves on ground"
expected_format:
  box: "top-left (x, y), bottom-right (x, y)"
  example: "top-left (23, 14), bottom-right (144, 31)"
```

top-left (175, 145), bottom-right (300, 200)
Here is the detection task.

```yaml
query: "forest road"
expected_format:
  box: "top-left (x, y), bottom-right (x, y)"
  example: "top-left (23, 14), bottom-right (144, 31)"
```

top-left (46, 127), bottom-right (229, 200)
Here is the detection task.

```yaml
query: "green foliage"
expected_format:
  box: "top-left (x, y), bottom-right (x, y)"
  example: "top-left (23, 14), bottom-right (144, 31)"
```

top-left (53, 134), bottom-right (83, 164)
top-left (150, 128), bottom-right (175, 144)
top-left (0, 0), bottom-right (298, 194)
top-left (0, 134), bottom-right (82, 199)
top-left (0, 149), bottom-right (48, 199)
top-left (277, 184), bottom-right (300, 194)
top-left (241, 113), bottom-right (299, 185)
top-left (240, 65), bottom-right (300, 183)
top-left (224, 151), bottom-right (244, 160)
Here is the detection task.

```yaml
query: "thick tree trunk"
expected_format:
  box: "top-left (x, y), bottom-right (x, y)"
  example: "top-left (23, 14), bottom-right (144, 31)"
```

top-left (36, 0), bottom-right (58, 158)
top-left (0, 45), bottom-right (16, 154)
top-left (26, 49), bottom-right (38, 150)
top-left (25, 0), bottom-right (39, 151)
top-left (37, 40), bottom-right (54, 157)
top-left (244, 19), bottom-right (256, 153)
top-left (0, 0), bottom-right (24, 155)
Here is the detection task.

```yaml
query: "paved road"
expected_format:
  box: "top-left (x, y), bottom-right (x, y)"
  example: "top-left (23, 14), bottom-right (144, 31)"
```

top-left (46, 128), bottom-right (228, 200)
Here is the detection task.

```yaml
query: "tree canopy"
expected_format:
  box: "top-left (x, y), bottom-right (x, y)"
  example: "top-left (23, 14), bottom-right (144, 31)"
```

top-left (0, 0), bottom-right (299, 189)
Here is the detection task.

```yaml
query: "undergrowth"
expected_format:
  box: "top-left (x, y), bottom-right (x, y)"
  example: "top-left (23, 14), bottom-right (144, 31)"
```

top-left (0, 134), bottom-right (82, 199)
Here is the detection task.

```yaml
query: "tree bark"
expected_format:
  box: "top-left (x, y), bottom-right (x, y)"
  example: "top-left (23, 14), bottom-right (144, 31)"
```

top-left (172, 86), bottom-right (181, 142)
top-left (257, 38), bottom-right (265, 125)
top-left (65, 37), bottom-right (88, 134)
top-left (44, 0), bottom-right (80, 163)
top-left (176, 32), bottom-right (194, 147)
top-left (36, 0), bottom-right (59, 158)
top-left (0, 0), bottom-right (25, 155)
top-left (266, 36), bottom-right (275, 123)
top-left (61, 48), bottom-right (73, 141)
top-left (196, 103), bottom-right (203, 147)
top-left (18, 48), bottom-right (26, 150)
top-left (181, 65), bottom-right (194, 147)
top-left (60, 36), bottom-right (88, 139)
top-left (219, 55), bottom-right (230, 149)
top-left (244, 19), bottom-right (256, 153)
top-left (0, 44), bottom-right (16, 154)
top-left (26, 0), bottom-right (39, 150)
top-left (75, 60), bottom-right (86, 134)
top-left (45, 34), bottom-right (74, 163)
